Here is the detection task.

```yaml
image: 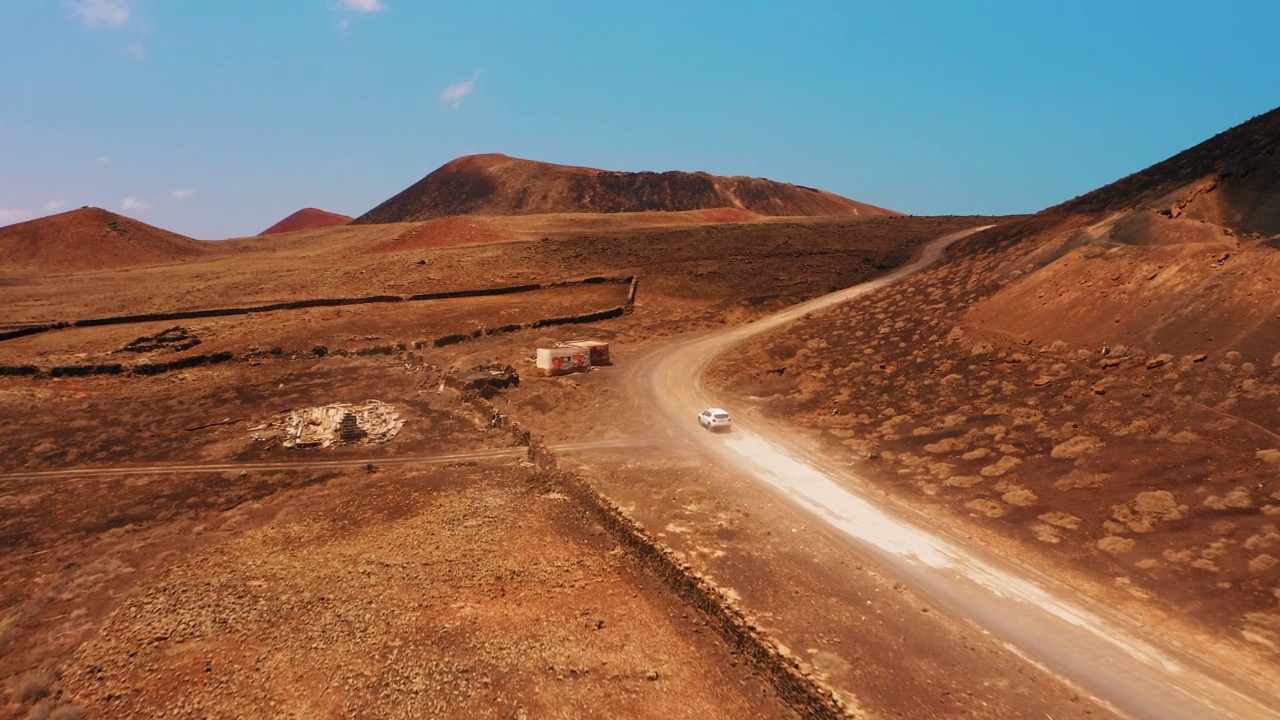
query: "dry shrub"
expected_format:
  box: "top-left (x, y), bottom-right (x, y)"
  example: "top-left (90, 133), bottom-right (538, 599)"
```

top-left (1245, 526), bottom-right (1280, 550)
top-left (1200, 539), bottom-right (1231, 559)
top-left (945, 475), bottom-right (984, 488)
top-left (1134, 491), bottom-right (1187, 520)
top-left (1032, 524), bottom-right (1062, 543)
top-left (1054, 469), bottom-right (1111, 491)
top-left (1257, 449), bottom-right (1280, 465)
top-left (1011, 407), bottom-right (1043, 426)
top-left (961, 447), bottom-right (992, 460)
top-left (1163, 548), bottom-right (1195, 563)
top-left (1191, 558), bottom-right (1220, 572)
top-left (1038, 511), bottom-right (1082, 530)
top-left (966, 498), bottom-right (1006, 517)
top-left (1002, 489), bottom-right (1039, 507)
top-left (979, 455), bottom-right (1021, 477)
top-left (924, 437), bottom-right (966, 453)
top-left (1210, 520), bottom-right (1238, 536)
top-left (1204, 487), bottom-right (1254, 510)
top-left (1051, 435), bottom-right (1102, 460)
top-left (1098, 536), bottom-right (1136, 554)
top-left (1250, 555), bottom-right (1278, 572)
top-left (4, 667), bottom-right (56, 703)
top-left (1170, 431), bottom-right (1201, 444)
top-left (928, 462), bottom-right (955, 479)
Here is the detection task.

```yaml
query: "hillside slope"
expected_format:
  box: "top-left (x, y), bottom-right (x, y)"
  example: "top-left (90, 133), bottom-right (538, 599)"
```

top-left (962, 106), bottom-right (1280, 363)
top-left (259, 208), bottom-right (352, 236)
top-left (353, 153), bottom-right (895, 224)
top-left (710, 106), bottom-right (1280, 657)
top-left (0, 207), bottom-right (208, 275)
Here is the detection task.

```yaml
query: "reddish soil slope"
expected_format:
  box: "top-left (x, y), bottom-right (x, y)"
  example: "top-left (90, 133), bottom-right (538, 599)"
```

top-left (0, 207), bottom-right (207, 275)
top-left (962, 106), bottom-right (1280, 363)
top-left (353, 153), bottom-right (896, 224)
top-left (259, 208), bottom-right (352, 235)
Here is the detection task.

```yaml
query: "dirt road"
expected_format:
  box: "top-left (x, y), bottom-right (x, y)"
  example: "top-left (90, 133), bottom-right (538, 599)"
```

top-left (636, 228), bottom-right (1280, 720)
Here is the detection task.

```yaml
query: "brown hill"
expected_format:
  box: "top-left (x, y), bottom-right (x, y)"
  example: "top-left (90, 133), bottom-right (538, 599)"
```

top-left (352, 153), bottom-right (895, 224)
top-left (260, 208), bottom-right (352, 236)
top-left (0, 207), bottom-right (208, 276)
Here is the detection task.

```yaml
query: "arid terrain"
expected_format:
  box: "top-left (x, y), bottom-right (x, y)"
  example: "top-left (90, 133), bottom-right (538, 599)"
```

top-left (3, 113), bottom-right (1279, 719)
top-left (2, 182), bottom-right (1007, 719)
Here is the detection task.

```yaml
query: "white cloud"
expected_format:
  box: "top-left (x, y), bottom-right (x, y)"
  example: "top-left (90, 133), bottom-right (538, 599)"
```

top-left (333, 0), bottom-right (387, 12)
top-left (170, 188), bottom-right (195, 200)
top-left (67, 0), bottom-right (131, 29)
top-left (44, 199), bottom-right (66, 213)
top-left (0, 208), bottom-right (34, 225)
top-left (441, 72), bottom-right (481, 110)
top-left (122, 196), bottom-right (147, 211)
top-left (94, 155), bottom-right (111, 165)
top-left (129, 41), bottom-right (146, 61)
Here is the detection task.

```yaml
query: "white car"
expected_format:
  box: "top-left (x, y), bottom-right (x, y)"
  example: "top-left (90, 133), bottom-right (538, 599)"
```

top-left (698, 408), bottom-right (732, 432)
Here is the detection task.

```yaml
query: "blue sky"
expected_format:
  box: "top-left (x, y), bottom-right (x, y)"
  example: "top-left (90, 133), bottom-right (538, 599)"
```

top-left (2, 1), bottom-right (1277, 239)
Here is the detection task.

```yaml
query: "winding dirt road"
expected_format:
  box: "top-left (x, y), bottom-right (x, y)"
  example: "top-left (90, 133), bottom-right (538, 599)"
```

top-left (637, 228), bottom-right (1280, 720)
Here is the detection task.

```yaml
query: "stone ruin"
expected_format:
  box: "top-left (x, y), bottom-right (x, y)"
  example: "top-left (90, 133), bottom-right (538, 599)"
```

top-left (281, 401), bottom-right (404, 448)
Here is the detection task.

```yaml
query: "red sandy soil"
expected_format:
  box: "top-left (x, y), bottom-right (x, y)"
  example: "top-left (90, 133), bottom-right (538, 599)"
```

top-left (0, 208), bottom-right (207, 275)
top-left (353, 153), bottom-right (896, 224)
top-left (259, 208), bottom-right (352, 236)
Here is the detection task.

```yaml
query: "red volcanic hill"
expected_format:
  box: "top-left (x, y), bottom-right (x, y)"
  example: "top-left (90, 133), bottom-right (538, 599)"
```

top-left (0, 207), bottom-right (207, 275)
top-left (352, 153), bottom-right (896, 224)
top-left (259, 208), bottom-right (352, 235)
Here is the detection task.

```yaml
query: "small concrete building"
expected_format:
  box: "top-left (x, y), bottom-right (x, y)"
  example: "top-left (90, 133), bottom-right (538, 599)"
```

top-left (536, 346), bottom-right (591, 376)
top-left (557, 340), bottom-right (610, 366)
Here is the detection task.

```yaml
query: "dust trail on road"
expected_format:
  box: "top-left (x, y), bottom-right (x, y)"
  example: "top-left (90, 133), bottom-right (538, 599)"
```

top-left (640, 228), bottom-right (1280, 720)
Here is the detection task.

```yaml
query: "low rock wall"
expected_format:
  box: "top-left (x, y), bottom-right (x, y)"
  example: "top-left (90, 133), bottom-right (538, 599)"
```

top-left (456, 389), bottom-right (851, 720)
top-left (0, 275), bottom-right (636, 344)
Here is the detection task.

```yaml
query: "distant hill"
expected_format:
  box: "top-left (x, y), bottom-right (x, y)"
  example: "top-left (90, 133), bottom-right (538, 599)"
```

top-left (0, 207), bottom-right (207, 275)
top-left (352, 153), bottom-right (896, 224)
top-left (260, 208), bottom-right (352, 236)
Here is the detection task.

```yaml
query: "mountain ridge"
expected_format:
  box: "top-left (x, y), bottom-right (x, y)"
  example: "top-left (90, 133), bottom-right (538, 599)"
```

top-left (353, 153), bottom-right (895, 224)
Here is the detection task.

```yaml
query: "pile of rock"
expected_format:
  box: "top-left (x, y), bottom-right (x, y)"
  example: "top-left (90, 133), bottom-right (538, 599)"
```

top-left (282, 401), bottom-right (404, 448)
